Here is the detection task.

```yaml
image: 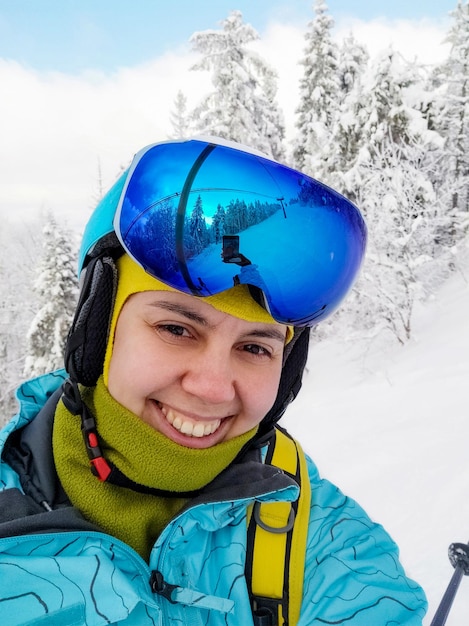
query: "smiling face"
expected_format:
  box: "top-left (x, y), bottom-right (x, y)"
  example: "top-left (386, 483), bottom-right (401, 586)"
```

top-left (107, 290), bottom-right (286, 449)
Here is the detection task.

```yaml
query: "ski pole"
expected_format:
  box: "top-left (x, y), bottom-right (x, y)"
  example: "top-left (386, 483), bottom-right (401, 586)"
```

top-left (429, 541), bottom-right (469, 626)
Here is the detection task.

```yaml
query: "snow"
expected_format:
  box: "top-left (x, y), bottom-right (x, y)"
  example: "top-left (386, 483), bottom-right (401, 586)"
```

top-left (282, 257), bottom-right (469, 624)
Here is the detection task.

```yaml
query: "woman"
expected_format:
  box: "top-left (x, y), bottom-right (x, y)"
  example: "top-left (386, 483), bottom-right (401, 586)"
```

top-left (0, 138), bottom-right (427, 625)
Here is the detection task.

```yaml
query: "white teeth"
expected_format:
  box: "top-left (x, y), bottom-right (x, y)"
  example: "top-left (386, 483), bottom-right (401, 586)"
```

top-left (159, 405), bottom-right (222, 438)
top-left (192, 422), bottom-right (205, 437)
top-left (180, 420), bottom-right (193, 435)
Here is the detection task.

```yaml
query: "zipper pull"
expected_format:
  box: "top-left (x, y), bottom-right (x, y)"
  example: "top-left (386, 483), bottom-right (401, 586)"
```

top-left (150, 570), bottom-right (235, 614)
top-left (150, 570), bottom-right (178, 603)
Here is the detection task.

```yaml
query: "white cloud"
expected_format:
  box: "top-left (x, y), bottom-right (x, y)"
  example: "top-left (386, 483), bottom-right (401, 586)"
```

top-left (0, 52), bottom-right (211, 229)
top-left (0, 16), bottom-right (451, 229)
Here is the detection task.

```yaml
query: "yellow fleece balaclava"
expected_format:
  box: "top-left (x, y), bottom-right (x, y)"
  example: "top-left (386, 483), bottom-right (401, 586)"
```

top-left (103, 253), bottom-right (293, 385)
top-left (54, 253), bottom-right (292, 559)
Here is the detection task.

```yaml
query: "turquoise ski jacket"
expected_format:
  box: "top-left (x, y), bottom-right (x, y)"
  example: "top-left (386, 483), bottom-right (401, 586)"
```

top-left (0, 371), bottom-right (427, 625)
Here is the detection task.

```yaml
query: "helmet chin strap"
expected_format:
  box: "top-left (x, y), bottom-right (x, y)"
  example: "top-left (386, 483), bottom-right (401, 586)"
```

top-left (61, 378), bottom-right (203, 498)
top-left (62, 378), bottom-right (112, 482)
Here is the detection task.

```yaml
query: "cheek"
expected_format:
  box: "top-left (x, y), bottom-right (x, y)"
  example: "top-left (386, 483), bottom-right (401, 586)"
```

top-left (107, 348), bottom-right (134, 408)
top-left (242, 364), bottom-right (283, 422)
top-left (107, 332), bottom-right (151, 408)
top-left (225, 367), bottom-right (282, 441)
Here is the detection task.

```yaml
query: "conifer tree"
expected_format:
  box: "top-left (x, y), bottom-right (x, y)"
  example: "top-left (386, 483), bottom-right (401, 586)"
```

top-left (0, 219), bottom-right (43, 419)
top-left (326, 33), bottom-right (369, 193)
top-left (190, 10), bottom-right (286, 160)
top-left (188, 194), bottom-right (209, 254)
top-left (339, 50), bottom-right (444, 343)
top-left (170, 90), bottom-right (191, 139)
top-left (210, 204), bottom-right (226, 243)
top-left (431, 0), bottom-right (469, 240)
top-left (23, 214), bottom-right (78, 377)
top-left (293, 0), bottom-right (340, 180)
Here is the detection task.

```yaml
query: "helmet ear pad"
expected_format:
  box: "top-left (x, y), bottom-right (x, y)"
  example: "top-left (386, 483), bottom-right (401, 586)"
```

top-left (64, 256), bottom-right (117, 387)
top-left (259, 326), bottom-right (310, 435)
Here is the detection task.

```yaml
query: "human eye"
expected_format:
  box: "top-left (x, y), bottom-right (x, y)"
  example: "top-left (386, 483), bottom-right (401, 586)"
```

top-left (242, 343), bottom-right (273, 359)
top-left (156, 323), bottom-right (191, 339)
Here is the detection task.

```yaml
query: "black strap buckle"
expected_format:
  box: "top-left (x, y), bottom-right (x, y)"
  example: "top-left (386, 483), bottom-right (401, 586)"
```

top-left (252, 596), bottom-right (280, 626)
top-left (61, 378), bottom-right (83, 415)
top-left (150, 571), bottom-right (179, 604)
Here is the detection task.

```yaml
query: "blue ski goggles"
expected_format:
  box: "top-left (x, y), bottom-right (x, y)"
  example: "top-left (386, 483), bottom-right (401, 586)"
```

top-left (113, 139), bottom-right (367, 326)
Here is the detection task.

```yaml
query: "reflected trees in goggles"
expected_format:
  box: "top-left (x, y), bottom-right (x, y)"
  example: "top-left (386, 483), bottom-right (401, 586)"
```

top-left (113, 139), bottom-right (367, 326)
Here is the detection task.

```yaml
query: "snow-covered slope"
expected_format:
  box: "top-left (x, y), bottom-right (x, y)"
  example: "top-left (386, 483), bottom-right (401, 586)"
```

top-left (282, 259), bottom-right (469, 625)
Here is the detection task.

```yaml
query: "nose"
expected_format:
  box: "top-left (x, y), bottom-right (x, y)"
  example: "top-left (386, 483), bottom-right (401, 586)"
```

top-left (180, 346), bottom-right (237, 405)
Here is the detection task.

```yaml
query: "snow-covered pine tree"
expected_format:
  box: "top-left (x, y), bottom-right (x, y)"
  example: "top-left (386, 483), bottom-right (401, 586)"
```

top-left (188, 194), bottom-right (210, 255)
top-left (210, 204), bottom-right (226, 244)
top-left (338, 50), bottom-right (444, 343)
top-left (353, 143), bottom-right (440, 343)
top-left (190, 10), bottom-right (286, 160)
top-left (337, 33), bottom-right (368, 96)
top-left (23, 214), bottom-right (78, 378)
top-left (170, 90), bottom-right (192, 139)
top-left (0, 219), bottom-right (43, 422)
top-left (431, 0), bottom-right (469, 241)
top-left (326, 33), bottom-right (369, 194)
top-left (293, 0), bottom-right (341, 181)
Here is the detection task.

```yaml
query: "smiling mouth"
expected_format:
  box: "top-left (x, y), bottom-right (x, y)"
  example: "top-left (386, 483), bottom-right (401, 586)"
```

top-left (159, 404), bottom-right (222, 438)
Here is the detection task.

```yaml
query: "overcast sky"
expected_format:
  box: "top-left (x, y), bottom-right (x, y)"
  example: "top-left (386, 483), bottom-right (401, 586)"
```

top-left (0, 0), bottom-right (457, 230)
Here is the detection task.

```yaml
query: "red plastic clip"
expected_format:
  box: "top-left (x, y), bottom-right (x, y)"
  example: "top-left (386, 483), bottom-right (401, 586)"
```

top-left (90, 456), bottom-right (112, 482)
top-left (86, 432), bottom-right (112, 481)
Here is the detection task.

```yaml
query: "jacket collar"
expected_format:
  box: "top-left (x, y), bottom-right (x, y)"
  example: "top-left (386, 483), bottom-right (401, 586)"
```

top-left (2, 369), bottom-right (299, 520)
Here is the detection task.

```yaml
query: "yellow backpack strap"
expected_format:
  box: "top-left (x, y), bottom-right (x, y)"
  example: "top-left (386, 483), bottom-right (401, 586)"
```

top-left (246, 427), bottom-right (311, 625)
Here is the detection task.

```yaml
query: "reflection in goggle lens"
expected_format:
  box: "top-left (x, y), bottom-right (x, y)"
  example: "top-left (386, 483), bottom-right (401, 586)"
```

top-left (114, 139), bottom-right (367, 326)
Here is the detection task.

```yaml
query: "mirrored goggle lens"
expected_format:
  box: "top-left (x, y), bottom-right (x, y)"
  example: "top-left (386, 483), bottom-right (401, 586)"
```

top-left (114, 139), bottom-right (366, 325)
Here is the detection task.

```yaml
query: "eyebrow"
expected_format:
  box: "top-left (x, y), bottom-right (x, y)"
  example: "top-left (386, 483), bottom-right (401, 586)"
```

top-left (247, 328), bottom-right (287, 343)
top-left (148, 300), bottom-right (209, 326)
top-left (148, 300), bottom-right (286, 343)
